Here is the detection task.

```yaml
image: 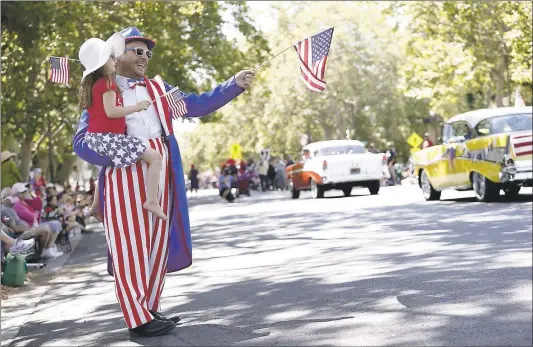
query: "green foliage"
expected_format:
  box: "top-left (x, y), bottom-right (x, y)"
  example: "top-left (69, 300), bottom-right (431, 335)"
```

top-left (396, 1), bottom-right (532, 117)
top-left (1, 1), bottom-right (268, 178)
top-left (181, 1), bottom-right (531, 170)
top-left (2, 1), bottom-right (530, 175)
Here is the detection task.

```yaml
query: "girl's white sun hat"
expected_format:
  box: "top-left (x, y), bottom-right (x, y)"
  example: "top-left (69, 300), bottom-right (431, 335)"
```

top-left (79, 32), bottom-right (125, 82)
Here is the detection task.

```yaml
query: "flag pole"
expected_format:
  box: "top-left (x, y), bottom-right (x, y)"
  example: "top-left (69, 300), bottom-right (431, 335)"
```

top-left (253, 44), bottom-right (296, 73)
top-left (50, 56), bottom-right (80, 62)
top-left (150, 85), bottom-right (182, 103)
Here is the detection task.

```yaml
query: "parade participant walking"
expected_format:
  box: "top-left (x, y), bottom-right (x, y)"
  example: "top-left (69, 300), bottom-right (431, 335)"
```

top-left (78, 32), bottom-right (167, 220)
top-left (189, 164), bottom-right (199, 196)
top-left (73, 27), bottom-right (255, 337)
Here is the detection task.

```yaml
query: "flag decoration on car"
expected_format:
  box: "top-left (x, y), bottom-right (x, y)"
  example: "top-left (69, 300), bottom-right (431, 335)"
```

top-left (49, 57), bottom-right (70, 85)
top-left (294, 27), bottom-right (334, 93)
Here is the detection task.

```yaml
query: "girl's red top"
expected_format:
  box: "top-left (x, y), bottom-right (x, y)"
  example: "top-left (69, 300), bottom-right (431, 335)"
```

top-left (87, 78), bottom-right (126, 134)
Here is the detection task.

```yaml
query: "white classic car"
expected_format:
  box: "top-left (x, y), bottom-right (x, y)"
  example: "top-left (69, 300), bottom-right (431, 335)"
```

top-left (285, 140), bottom-right (386, 198)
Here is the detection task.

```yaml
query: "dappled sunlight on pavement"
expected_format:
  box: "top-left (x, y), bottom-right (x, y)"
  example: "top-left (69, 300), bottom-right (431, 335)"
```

top-left (4, 186), bottom-right (532, 346)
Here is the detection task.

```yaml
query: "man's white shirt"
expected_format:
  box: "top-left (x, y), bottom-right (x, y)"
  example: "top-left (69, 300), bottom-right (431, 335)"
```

top-left (116, 75), bottom-right (162, 143)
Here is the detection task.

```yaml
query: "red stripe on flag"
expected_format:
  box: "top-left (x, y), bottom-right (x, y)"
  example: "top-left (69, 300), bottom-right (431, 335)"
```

top-left (515, 141), bottom-right (533, 148)
top-left (319, 55), bottom-right (328, 80)
top-left (297, 55), bottom-right (326, 89)
top-left (300, 68), bottom-right (326, 91)
top-left (64, 59), bottom-right (69, 84)
top-left (516, 150), bottom-right (533, 156)
top-left (304, 39), bottom-right (309, 66)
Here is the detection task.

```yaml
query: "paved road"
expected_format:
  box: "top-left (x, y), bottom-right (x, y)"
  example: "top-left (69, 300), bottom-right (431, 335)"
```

top-left (4, 185), bottom-right (532, 346)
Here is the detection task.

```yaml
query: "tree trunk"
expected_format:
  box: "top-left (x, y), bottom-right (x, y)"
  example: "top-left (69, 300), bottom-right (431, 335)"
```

top-left (48, 137), bottom-right (55, 183)
top-left (19, 135), bottom-right (34, 181)
top-left (491, 60), bottom-right (507, 107)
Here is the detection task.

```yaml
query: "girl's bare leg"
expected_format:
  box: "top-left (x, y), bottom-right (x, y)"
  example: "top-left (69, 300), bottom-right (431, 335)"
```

top-left (89, 181), bottom-right (103, 221)
top-left (142, 148), bottom-right (167, 220)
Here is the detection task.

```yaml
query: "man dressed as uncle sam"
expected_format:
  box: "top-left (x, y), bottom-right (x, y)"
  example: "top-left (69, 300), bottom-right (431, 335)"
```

top-left (73, 27), bottom-right (255, 337)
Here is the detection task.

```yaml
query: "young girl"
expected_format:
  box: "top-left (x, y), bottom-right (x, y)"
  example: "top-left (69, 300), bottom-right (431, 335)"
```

top-left (78, 33), bottom-right (167, 220)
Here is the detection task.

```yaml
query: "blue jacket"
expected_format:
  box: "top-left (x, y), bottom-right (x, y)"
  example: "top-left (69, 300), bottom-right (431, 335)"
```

top-left (73, 76), bottom-right (244, 275)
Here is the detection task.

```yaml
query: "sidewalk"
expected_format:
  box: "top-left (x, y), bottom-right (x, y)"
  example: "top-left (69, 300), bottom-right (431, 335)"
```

top-left (3, 222), bottom-right (267, 346)
top-left (1, 232), bottom-right (87, 347)
top-left (1, 192), bottom-right (261, 347)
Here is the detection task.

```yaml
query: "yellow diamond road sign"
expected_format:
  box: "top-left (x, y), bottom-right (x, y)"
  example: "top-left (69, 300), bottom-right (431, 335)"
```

top-left (407, 132), bottom-right (423, 149)
top-left (229, 143), bottom-right (242, 160)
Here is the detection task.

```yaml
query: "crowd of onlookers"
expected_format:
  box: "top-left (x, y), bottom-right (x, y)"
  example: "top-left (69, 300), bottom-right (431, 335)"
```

top-left (1, 150), bottom-right (97, 274)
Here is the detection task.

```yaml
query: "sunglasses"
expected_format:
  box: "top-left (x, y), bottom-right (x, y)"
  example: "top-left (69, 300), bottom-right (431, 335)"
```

top-left (124, 47), bottom-right (153, 60)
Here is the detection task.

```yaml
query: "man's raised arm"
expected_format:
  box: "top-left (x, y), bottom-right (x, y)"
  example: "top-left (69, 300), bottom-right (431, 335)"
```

top-left (164, 69), bottom-right (255, 118)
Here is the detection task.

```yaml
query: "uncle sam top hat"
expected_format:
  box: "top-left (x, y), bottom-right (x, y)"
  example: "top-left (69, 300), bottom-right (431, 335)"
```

top-left (120, 27), bottom-right (156, 50)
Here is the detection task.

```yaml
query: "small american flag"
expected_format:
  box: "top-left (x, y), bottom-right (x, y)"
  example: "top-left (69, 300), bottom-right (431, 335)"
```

top-left (294, 27), bottom-right (334, 92)
top-left (49, 57), bottom-right (70, 85)
top-left (165, 88), bottom-right (188, 119)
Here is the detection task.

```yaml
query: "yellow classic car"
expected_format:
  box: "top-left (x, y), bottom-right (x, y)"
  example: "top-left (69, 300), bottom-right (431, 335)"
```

top-left (412, 106), bottom-right (532, 202)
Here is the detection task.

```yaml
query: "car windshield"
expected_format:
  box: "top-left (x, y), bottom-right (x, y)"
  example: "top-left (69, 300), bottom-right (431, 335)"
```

top-left (317, 145), bottom-right (366, 156)
top-left (476, 113), bottom-right (532, 136)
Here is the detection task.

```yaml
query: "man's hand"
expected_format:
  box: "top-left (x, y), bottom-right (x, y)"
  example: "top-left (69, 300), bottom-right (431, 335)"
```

top-left (235, 69), bottom-right (255, 90)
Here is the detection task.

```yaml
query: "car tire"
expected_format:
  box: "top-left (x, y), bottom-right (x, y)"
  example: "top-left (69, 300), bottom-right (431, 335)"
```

top-left (368, 180), bottom-right (380, 195)
top-left (503, 185), bottom-right (521, 198)
top-left (342, 187), bottom-right (352, 197)
top-left (472, 171), bottom-right (499, 202)
top-left (420, 170), bottom-right (441, 201)
top-left (310, 179), bottom-right (324, 199)
top-left (289, 179), bottom-right (300, 199)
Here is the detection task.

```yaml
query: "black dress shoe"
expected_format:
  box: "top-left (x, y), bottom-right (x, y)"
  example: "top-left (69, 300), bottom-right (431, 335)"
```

top-left (129, 319), bottom-right (175, 337)
top-left (150, 310), bottom-right (182, 324)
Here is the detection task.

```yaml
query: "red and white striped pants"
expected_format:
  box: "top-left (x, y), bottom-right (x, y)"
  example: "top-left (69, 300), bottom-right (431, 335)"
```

top-left (103, 138), bottom-right (171, 329)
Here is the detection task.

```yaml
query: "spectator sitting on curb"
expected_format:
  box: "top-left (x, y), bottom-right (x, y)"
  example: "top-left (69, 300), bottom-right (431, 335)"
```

top-left (1, 188), bottom-right (61, 259)
top-left (1, 151), bottom-right (23, 189)
top-left (9, 183), bottom-right (64, 258)
top-left (1, 225), bottom-right (35, 255)
top-left (45, 195), bottom-right (83, 236)
top-left (45, 184), bottom-right (58, 198)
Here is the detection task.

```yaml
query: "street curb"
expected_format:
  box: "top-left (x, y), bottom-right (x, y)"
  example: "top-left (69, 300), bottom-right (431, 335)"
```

top-left (1, 226), bottom-right (92, 347)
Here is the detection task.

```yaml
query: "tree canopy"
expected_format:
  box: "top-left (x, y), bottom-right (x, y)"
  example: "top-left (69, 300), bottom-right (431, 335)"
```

top-left (1, 1), bottom-right (268, 180)
top-left (1, 1), bottom-right (531, 178)
top-left (180, 1), bottom-right (532, 171)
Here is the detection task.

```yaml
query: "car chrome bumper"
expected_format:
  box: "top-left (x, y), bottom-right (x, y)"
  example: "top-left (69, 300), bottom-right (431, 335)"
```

top-left (499, 164), bottom-right (533, 183)
top-left (325, 175), bottom-right (384, 185)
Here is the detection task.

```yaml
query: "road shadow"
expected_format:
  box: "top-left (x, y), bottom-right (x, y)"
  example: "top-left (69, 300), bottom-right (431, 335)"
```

top-left (8, 189), bottom-right (532, 346)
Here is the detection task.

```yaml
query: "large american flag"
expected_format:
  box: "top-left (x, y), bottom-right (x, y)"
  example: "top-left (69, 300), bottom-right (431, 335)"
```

top-left (165, 87), bottom-right (188, 119)
top-left (294, 27), bottom-right (334, 92)
top-left (49, 57), bottom-right (70, 85)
